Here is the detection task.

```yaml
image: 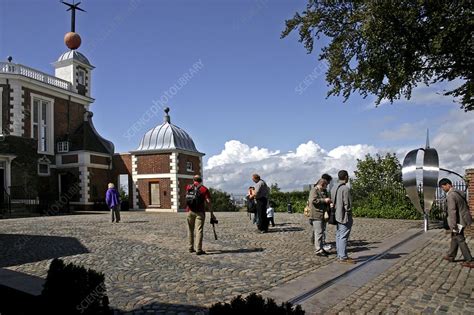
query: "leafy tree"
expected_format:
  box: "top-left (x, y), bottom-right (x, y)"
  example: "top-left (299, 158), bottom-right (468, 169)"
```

top-left (270, 183), bottom-right (281, 194)
top-left (209, 188), bottom-right (239, 212)
top-left (351, 153), bottom-right (419, 219)
top-left (282, 1), bottom-right (473, 111)
top-left (352, 153), bottom-right (403, 193)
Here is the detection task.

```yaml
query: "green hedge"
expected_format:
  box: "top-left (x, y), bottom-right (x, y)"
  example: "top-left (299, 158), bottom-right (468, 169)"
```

top-left (269, 191), bottom-right (307, 213)
top-left (269, 189), bottom-right (428, 220)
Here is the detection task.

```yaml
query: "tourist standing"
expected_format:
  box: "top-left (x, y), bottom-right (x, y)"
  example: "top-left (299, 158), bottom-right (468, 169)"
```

top-left (321, 173), bottom-right (333, 251)
top-left (186, 175), bottom-right (215, 255)
top-left (267, 202), bottom-right (275, 227)
top-left (331, 170), bottom-right (355, 264)
top-left (308, 178), bottom-right (331, 256)
top-left (250, 174), bottom-right (269, 233)
top-left (106, 183), bottom-right (121, 223)
top-left (246, 186), bottom-right (258, 224)
top-left (439, 178), bottom-right (474, 268)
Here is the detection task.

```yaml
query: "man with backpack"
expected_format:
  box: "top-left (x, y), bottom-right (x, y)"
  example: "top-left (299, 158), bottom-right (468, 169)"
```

top-left (186, 175), bottom-right (215, 255)
top-left (439, 178), bottom-right (474, 268)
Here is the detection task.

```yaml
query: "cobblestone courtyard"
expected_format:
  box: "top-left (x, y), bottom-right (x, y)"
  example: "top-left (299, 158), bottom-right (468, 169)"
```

top-left (0, 212), bottom-right (473, 314)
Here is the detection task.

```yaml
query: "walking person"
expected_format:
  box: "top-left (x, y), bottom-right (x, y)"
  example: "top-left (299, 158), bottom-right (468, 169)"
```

top-left (106, 183), bottom-right (121, 223)
top-left (186, 175), bottom-right (215, 255)
top-left (439, 178), bottom-right (474, 268)
top-left (331, 170), bottom-right (355, 264)
top-left (308, 178), bottom-right (332, 256)
top-left (250, 174), bottom-right (270, 233)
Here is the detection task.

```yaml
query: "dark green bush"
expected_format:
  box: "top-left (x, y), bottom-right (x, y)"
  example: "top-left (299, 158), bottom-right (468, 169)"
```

top-left (41, 258), bottom-right (110, 315)
top-left (209, 188), bottom-right (239, 212)
top-left (210, 293), bottom-right (305, 315)
top-left (270, 191), bottom-right (307, 213)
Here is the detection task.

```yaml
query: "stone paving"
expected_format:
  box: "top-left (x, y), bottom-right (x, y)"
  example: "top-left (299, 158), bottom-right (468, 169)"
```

top-left (0, 212), bottom-right (421, 314)
top-left (328, 230), bottom-right (474, 315)
top-left (3, 213), bottom-right (474, 314)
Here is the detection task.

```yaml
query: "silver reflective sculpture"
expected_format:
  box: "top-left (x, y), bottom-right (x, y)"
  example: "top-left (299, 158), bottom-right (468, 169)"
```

top-left (402, 131), bottom-right (439, 231)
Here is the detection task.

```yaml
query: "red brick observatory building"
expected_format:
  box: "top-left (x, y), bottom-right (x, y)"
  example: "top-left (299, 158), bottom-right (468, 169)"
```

top-left (114, 108), bottom-right (204, 212)
top-left (0, 3), bottom-right (204, 213)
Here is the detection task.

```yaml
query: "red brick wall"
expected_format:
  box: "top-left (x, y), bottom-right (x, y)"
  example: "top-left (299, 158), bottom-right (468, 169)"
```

top-left (88, 167), bottom-right (113, 202)
top-left (112, 154), bottom-right (132, 175)
top-left (178, 154), bottom-right (201, 176)
top-left (467, 169), bottom-right (474, 216)
top-left (179, 178), bottom-right (194, 209)
top-left (136, 154), bottom-right (171, 174)
top-left (22, 87), bottom-right (86, 142)
top-left (91, 154), bottom-right (109, 165)
top-left (111, 154), bottom-right (133, 205)
top-left (137, 178), bottom-right (171, 209)
top-left (62, 154), bottom-right (78, 164)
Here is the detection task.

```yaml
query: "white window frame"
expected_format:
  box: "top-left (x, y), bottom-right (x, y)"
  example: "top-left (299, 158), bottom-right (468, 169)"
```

top-left (57, 141), bottom-right (70, 153)
top-left (30, 93), bottom-right (54, 155)
top-left (78, 69), bottom-right (86, 85)
top-left (37, 156), bottom-right (51, 176)
top-left (186, 161), bottom-right (194, 172)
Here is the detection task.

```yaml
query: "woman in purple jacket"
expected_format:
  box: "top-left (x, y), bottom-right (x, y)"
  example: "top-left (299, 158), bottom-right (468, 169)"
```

top-left (106, 183), bottom-right (121, 223)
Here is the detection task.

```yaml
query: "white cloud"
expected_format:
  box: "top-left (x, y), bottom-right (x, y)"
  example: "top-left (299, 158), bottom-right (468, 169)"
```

top-left (364, 80), bottom-right (463, 110)
top-left (204, 141), bottom-right (389, 193)
top-left (206, 140), bottom-right (280, 169)
top-left (204, 111), bottom-right (474, 193)
top-left (432, 110), bottom-right (474, 176)
top-left (379, 120), bottom-right (428, 141)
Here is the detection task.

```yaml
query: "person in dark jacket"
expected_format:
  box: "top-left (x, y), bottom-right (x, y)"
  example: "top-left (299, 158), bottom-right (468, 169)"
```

top-left (106, 183), bottom-right (121, 223)
top-left (439, 178), bottom-right (473, 268)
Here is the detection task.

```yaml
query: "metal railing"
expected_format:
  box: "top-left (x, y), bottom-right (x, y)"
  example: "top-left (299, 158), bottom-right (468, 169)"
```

top-left (0, 62), bottom-right (73, 91)
top-left (1, 187), bottom-right (11, 216)
top-left (9, 185), bottom-right (37, 215)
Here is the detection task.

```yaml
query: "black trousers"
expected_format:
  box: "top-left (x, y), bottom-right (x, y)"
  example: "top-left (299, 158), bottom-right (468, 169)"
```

top-left (256, 197), bottom-right (268, 232)
top-left (448, 230), bottom-right (473, 261)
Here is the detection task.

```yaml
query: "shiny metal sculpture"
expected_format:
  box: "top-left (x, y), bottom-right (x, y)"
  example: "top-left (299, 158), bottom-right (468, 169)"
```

top-left (402, 131), bottom-right (439, 231)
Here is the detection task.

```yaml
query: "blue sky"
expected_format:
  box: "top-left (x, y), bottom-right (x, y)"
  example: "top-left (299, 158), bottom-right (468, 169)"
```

top-left (1, 0), bottom-right (473, 192)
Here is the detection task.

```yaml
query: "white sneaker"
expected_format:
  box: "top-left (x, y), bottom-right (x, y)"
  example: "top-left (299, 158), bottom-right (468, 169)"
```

top-left (323, 244), bottom-right (332, 251)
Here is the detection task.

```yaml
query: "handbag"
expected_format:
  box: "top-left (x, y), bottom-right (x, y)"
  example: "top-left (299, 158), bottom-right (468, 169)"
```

top-left (328, 184), bottom-right (344, 225)
top-left (303, 200), bottom-right (311, 217)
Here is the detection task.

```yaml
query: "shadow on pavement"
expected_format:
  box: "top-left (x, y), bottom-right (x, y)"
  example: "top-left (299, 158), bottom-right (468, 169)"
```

top-left (267, 227), bottom-right (304, 233)
top-left (114, 301), bottom-right (208, 315)
top-left (356, 252), bottom-right (407, 262)
top-left (0, 234), bottom-right (89, 268)
top-left (347, 240), bottom-right (381, 253)
top-left (206, 248), bottom-right (265, 255)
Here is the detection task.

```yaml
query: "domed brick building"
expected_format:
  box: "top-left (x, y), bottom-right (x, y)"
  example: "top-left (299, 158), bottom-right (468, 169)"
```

top-left (113, 108), bottom-right (204, 212)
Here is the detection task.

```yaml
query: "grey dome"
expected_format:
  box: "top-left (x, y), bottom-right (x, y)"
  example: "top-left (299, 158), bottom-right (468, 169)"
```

top-left (136, 109), bottom-right (201, 154)
top-left (55, 50), bottom-right (94, 68)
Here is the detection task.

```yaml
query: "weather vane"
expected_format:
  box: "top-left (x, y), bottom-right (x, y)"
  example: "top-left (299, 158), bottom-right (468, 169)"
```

top-left (61, 1), bottom-right (86, 32)
top-left (61, 1), bottom-right (86, 50)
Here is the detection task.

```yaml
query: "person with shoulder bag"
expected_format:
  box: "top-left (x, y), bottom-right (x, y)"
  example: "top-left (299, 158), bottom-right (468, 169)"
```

top-left (307, 178), bottom-right (332, 256)
top-left (331, 170), bottom-right (355, 264)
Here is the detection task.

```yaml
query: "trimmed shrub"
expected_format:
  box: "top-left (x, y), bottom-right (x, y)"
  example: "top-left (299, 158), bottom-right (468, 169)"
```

top-left (210, 293), bottom-right (305, 315)
top-left (41, 258), bottom-right (111, 314)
